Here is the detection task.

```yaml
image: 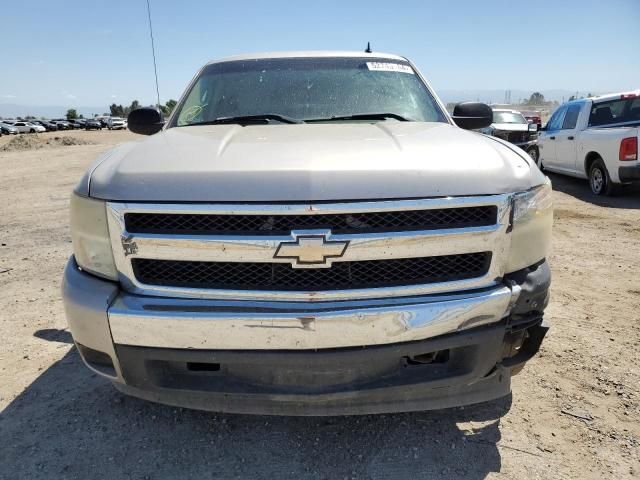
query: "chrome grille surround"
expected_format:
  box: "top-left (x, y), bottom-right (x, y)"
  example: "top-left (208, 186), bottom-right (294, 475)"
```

top-left (106, 195), bottom-right (512, 302)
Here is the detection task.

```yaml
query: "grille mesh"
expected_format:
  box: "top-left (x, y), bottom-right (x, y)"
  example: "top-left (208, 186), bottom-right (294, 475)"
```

top-left (125, 206), bottom-right (497, 236)
top-left (132, 253), bottom-right (491, 291)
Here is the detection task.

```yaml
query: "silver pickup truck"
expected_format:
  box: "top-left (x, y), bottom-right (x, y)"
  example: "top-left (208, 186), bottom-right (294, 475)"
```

top-left (63, 51), bottom-right (552, 415)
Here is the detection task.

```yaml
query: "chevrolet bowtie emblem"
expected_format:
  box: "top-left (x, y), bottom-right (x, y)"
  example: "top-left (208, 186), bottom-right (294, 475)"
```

top-left (274, 233), bottom-right (349, 268)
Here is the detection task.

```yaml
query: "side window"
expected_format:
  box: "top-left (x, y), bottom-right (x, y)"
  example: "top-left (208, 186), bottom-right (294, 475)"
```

top-left (628, 98), bottom-right (640, 121)
top-left (547, 107), bottom-right (566, 131)
top-left (562, 105), bottom-right (581, 130)
top-left (589, 99), bottom-right (627, 126)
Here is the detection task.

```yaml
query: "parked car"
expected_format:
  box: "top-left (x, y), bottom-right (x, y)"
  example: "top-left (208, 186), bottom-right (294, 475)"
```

top-left (537, 91), bottom-right (640, 195)
top-left (107, 116), bottom-right (126, 130)
top-left (0, 121), bottom-right (18, 135)
top-left (51, 120), bottom-right (72, 130)
top-left (0, 122), bottom-right (19, 135)
top-left (521, 110), bottom-right (542, 129)
top-left (11, 121), bottom-right (46, 133)
top-left (30, 120), bottom-right (58, 131)
top-left (480, 109), bottom-right (539, 162)
top-left (64, 51), bottom-right (553, 416)
top-left (85, 119), bottom-right (102, 130)
top-left (96, 117), bottom-right (110, 128)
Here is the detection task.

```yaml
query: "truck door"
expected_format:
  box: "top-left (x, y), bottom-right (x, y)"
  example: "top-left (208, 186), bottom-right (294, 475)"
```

top-left (538, 106), bottom-right (566, 170)
top-left (554, 104), bottom-right (582, 173)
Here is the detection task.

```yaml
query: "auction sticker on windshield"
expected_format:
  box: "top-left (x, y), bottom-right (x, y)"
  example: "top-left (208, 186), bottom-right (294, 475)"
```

top-left (366, 62), bottom-right (414, 74)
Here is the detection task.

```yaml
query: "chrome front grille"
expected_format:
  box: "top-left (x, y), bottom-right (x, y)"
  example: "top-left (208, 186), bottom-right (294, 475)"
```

top-left (106, 196), bottom-right (512, 301)
top-left (132, 253), bottom-right (492, 291)
top-left (124, 206), bottom-right (497, 235)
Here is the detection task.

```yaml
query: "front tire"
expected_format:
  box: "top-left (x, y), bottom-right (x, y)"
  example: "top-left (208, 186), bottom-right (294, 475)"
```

top-left (589, 158), bottom-right (613, 196)
top-left (527, 146), bottom-right (541, 170)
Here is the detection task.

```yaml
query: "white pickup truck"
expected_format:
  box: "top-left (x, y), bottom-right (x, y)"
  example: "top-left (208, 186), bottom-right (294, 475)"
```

top-left (107, 117), bottom-right (126, 130)
top-left (537, 91), bottom-right (640, 195)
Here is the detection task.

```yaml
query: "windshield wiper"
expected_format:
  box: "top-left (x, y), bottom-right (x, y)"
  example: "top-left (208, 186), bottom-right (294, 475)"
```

top-left (305, 113), bottom-right (411, 122)
top-left (184, 114), bottom-right (303, 126)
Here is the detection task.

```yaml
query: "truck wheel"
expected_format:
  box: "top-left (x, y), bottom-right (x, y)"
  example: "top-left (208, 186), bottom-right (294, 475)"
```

top-left (589, 159), bottom-right (613, 196)
top-left (527, 146), bottom-right (541, 169)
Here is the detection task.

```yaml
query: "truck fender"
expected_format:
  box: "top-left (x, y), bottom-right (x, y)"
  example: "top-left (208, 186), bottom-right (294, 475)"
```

top-left (584, 151), bottom-right (603, 176)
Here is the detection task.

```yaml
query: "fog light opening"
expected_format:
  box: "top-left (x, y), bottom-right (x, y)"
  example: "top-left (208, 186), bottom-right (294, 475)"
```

top-left (77, 343), bottom-right (116, 377)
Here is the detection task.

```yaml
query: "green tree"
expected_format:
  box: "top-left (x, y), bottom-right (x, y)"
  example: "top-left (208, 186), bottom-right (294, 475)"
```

top-left (109, 104), bottom-right (125, 117)
top-left (159, 99), bottom-right (177, 116)
top-left (120, 100), bottom-right (141, 118)
top-left (66, 108), bottom-right (78, 120)
top-left (527, 92), bottom-right (545, 105)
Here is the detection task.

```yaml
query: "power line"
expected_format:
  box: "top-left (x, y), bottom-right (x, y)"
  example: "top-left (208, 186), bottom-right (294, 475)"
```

top-left (146, 0), bottom-right (161, 110)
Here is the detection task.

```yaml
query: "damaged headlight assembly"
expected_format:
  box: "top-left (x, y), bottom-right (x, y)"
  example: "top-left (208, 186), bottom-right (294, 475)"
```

top-left (70, 194), bottom-right (118, 280)
top-left (505, 179), bottom-right (553, 273)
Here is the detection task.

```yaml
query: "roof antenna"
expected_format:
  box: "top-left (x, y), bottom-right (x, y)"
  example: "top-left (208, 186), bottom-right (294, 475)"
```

top-left (146, 0), bottom-right (161, 111)
top-left (365, 42), bottom-right (372, 53)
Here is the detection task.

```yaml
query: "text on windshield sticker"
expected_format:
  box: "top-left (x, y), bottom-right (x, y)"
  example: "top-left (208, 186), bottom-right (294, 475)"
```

top-left (366, 62), bottom-right (414, 74)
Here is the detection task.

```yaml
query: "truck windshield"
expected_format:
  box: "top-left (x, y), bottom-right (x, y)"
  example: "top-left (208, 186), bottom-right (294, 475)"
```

top-left (171, 57), bottom-right (447, 126)
top-left (493, 112), bottom-right (527, 124)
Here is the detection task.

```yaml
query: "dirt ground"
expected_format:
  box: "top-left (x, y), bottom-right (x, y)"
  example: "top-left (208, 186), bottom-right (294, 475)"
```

top-left (0, 129), bottom-right (638, 479)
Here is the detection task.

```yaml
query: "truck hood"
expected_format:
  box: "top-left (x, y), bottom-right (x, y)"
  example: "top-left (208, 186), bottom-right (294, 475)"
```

top-left (87, 122), bottom-right (540, 202)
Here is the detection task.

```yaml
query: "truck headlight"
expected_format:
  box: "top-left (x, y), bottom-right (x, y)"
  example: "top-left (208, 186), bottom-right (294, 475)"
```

top-left (70, 194), bottom-right (118, 280)
top-left (505, 179), bottom-right (553, 273)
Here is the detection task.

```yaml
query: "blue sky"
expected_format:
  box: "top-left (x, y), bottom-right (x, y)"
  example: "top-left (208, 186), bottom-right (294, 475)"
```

top-left (1, 0), bottom-right (639, 110)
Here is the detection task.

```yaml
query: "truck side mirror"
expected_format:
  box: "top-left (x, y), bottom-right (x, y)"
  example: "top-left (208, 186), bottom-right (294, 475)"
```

top-left (451, 102), bottom-right (493, 130)
top-left (128, 108), bottom-right (165, 135)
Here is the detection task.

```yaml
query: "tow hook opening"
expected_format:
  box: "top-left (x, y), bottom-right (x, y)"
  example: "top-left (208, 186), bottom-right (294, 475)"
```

top-left (404, 349), bottom-right (450, 366)
top-left (187, 362), bottom-right (221, 373)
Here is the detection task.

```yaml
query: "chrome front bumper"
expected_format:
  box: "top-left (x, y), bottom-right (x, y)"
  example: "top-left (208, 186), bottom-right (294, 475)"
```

top-left (63, 257), bottom-right (550, 414)
top-left (64, 256), bottom-right (521, 367)
top-left (108, 284), bottom-right (517, 350)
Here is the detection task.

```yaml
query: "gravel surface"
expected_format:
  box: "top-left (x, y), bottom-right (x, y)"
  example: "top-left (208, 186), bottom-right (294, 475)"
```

top-left (0, 130), bottom-right (638, 479)
top-left (0, 133), bottom-right (95, 151)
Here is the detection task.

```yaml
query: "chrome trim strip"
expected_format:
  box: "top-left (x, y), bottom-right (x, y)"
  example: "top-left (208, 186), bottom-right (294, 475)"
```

top-left (109, 195), bottom-right (508, 216)
top-left (106, 195), bottom-right (512, 301)
top-left (108, 285), bottom-right (513, 350)
top-left (120, 225), bottom-right (500, 265)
